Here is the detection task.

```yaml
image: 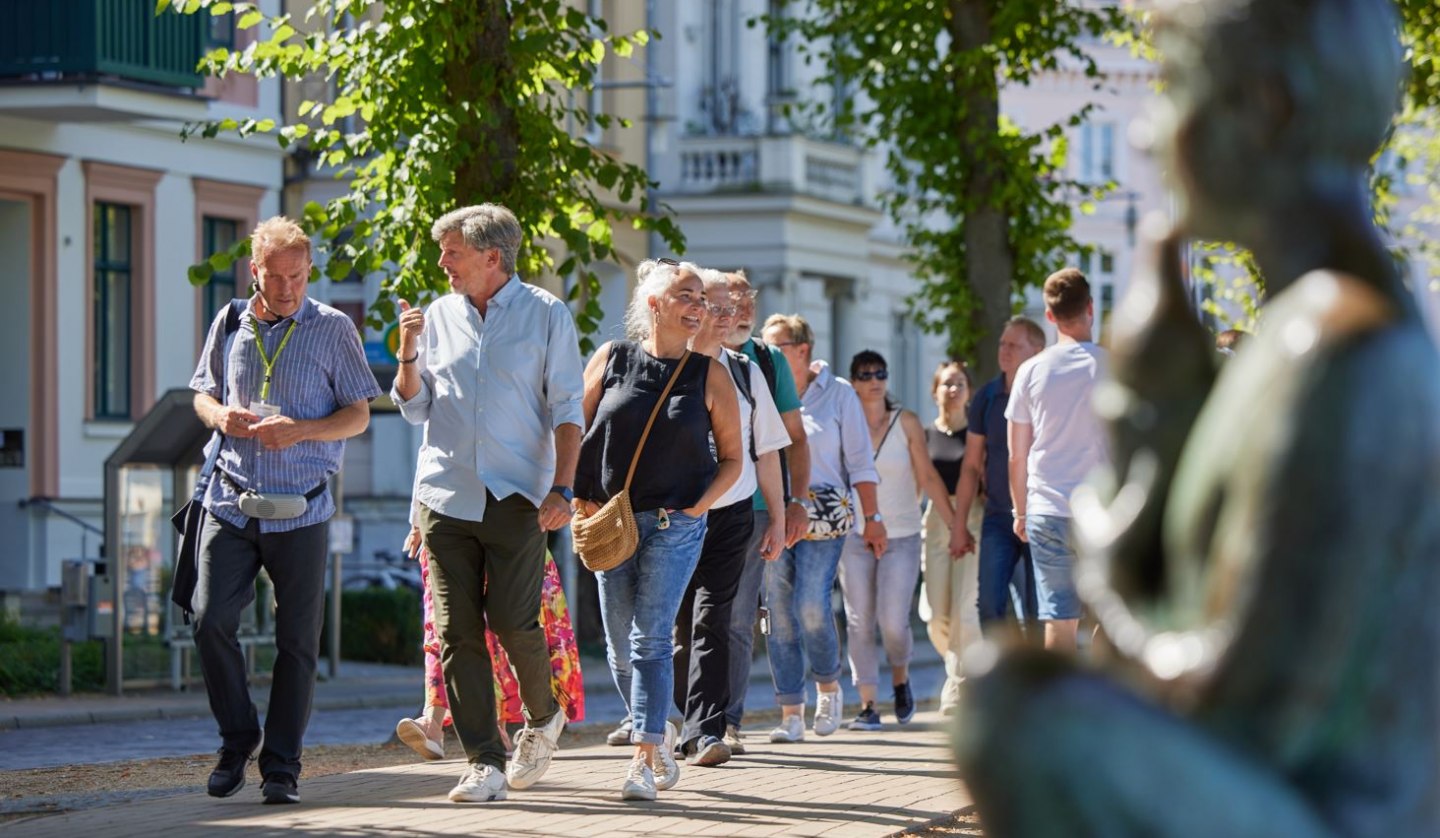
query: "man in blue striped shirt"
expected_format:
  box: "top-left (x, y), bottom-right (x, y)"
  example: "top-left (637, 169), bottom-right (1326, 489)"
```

top-left (392, 203), bottom-right (585, 803)
top-left (189, 217), bottom-right (381, 805)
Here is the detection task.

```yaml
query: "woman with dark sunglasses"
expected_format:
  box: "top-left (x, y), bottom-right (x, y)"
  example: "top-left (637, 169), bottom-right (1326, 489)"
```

top-left (838, 350), bottom-right (956, 731)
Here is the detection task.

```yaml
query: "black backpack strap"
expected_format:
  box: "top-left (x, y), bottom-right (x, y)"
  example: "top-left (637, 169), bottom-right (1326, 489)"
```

top-left (752, 337), bottom-right (780, 395)
top-left (224, 297), bottom-right (247, 336)
top-left (750, 339), bottom-right (790, 497)
top-left (725, 351), bottom-right (759, 462)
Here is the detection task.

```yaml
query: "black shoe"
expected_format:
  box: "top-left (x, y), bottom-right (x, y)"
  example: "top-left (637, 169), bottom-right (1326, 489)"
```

top-left (894, 682), bottom-right (916, 724)
top-left (207, 735), bottom-right (261, 798)
top-left (848, 702), bottom-right (883, 731)
top-left (261, 773), bottom-right (300, 804)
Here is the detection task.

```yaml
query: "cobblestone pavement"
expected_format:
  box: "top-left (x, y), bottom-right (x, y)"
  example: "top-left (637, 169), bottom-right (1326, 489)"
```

top-left (2, 709), bottom-right (969, 838)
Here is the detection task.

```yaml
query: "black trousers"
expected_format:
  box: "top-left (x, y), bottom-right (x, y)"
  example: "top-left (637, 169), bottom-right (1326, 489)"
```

top-left (193, 514), bottom-right (329, 780)
top-left (419, 495), bottom-right (558, 770)
top-left (673, 500), bottom-right (756, 748)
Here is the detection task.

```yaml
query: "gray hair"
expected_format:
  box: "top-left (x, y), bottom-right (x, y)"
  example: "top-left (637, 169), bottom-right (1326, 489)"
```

top-left (696, 266), bottom-right (729, 292)
top-left (430, 204), bottom-right (523, 276)
top-left (624, 259), bottom-right (703, 340)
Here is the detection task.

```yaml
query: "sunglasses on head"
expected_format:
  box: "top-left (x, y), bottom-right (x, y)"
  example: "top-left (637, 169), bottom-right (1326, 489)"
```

top-left (657, 257), bottom-right (681, 266)
top-left (854, 369), bottom-right (889, 382)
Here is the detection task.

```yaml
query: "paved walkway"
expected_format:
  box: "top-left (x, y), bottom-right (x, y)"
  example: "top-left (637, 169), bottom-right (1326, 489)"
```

top-left (4, 710), bottom-right (969, 837)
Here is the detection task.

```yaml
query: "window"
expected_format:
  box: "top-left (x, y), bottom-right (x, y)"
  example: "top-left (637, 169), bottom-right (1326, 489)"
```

top-left (94, 203), bottom-right (133, 420)
top-left (333, 300), bottom-right (366, 334)
top-left (206, 11), bottom-right (236, 51)
top-left (1079, 121), bottom-right (1115, 183)
top-left (202, 217), bottom-right (240, 315)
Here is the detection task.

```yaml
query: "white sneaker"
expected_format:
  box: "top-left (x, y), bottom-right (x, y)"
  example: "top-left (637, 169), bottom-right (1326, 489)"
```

top-left (621, 754), bottom-right (657, 801)
top-left (395, 717), bottom-right (445, 760)
top-left (768, 714), bottom-right (805, 743)
top-left (652, 720), bottom-right (681, 791)
top-left (813, 690), bottom-right (843, 736)
top-left (505, 710), bottom-right (566, 790)
top-left (724, 724), bottom-right (746, 755)
top-left (448, 764), bottom-right (507, 802)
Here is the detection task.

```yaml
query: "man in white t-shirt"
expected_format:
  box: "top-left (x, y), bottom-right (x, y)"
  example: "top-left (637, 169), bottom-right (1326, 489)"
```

top-left (671, 269), bottom-right (791, 766)
top-left (1005, 267), bottom-right (1108, 651)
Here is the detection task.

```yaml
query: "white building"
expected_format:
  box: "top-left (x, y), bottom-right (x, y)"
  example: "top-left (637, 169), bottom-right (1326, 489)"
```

top-left (638, 0), bottom-right (951, 413)
top-left (0, 1), bottom-right (285, 610)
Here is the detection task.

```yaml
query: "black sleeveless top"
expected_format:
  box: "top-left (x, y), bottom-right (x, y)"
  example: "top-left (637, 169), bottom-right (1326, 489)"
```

top-left (925, 424), bottom-right (966, 496)
top-left (575, 341), bottom-right (716, 512)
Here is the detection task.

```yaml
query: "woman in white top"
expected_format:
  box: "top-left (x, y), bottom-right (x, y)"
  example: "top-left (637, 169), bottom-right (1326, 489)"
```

top-left (838, 349), bottom-right (955, 731)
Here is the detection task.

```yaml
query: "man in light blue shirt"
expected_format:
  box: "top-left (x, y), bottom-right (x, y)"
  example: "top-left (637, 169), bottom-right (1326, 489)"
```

top-left (392, 203), bottom-right (584, 803)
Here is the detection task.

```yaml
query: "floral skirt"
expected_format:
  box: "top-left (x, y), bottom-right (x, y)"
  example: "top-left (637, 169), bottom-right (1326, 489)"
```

top-left (420, 548), bottom-right (585, 725)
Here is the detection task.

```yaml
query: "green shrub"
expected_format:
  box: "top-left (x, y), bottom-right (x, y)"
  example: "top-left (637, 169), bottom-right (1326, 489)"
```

top-left (0, 616), bottom-right (104, 696)
top-left (321, 587), bottom-right (423, 666)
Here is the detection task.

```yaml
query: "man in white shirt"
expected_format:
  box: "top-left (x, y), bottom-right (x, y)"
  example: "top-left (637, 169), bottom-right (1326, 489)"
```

top-left (392, 204), bottom-right (585, 802)
top-left (672, 268), bottom-right (791, 767)
top-left (1005, 268), bottom-right (1108, 652)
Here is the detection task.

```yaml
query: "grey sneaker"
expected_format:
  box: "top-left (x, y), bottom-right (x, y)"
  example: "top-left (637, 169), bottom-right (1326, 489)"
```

top-left (606, 715), bottom-right (633, 746)
top-left (813, 690), bottom-right (843, 736)
top-left (653, 721), bottom-right (681, 791)
top-left (724, 724), bottom-right (746, 755)
top-left (449, 764), bottom-right (507, 803)
top-left (506, 710), bottom-right (565, 790)
top-left (621, 754), bottom-right (656, 801)
top-left (687, 734), bottom-right (732, 767)
top-left (768, 714), bottom-right (805, 743)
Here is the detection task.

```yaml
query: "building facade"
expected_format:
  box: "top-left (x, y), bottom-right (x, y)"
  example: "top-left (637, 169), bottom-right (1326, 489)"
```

top-left (0, 1), bottom-right (285, 611)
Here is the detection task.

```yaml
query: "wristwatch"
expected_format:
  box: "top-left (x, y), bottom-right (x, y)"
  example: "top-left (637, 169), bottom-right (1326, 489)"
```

top-left (550, 485), bottom-right (574, 503)
top-left (788, 495), bottom-right (809, 508)
top-left (866, 513), bottom-right (884, 523)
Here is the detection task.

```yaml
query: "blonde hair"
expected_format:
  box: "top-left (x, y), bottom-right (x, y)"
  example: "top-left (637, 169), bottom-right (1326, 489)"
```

top-left (251, 216), bottom-right (311, 266)
top-left (762, 313), bottom-right (813, 347)
top-left (624, 259), bottom-right (703, 340)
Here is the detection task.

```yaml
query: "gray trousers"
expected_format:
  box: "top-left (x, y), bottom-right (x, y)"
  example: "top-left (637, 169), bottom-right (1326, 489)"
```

top-left (193, 514), bottom-right (329, 780)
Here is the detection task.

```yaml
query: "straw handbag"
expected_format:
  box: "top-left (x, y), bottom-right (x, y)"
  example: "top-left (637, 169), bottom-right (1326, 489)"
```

top-left (572, 350), bottom-right (692, 572)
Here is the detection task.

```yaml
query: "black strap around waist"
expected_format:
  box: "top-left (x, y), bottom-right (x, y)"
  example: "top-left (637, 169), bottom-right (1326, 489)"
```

top-left (218, 469), bottom-right (327, 501)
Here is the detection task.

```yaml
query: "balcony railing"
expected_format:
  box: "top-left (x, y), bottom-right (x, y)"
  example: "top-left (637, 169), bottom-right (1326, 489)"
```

top-left (669, 134), bottom-right (869, 207)
top-left (0, 0), bottom-right (206, 89)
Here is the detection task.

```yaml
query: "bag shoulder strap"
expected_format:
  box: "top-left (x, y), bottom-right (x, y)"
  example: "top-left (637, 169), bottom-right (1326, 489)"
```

top-left (196, 298), bottom-right (250, 495)
top-left (874, 409), bottom-right (902, 457)
top-left (752, 338), bottom-right (779, 394)
top-left (725, 351), bottom-right (760, 463)
top-left (622, 350), bottom-right (692, 491)
top-left (726, 351), bottom-right (755, 408)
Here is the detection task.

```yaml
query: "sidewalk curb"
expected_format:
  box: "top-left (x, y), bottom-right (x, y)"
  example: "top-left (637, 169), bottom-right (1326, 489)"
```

top-left (2, 640), bottom-right (945, 731)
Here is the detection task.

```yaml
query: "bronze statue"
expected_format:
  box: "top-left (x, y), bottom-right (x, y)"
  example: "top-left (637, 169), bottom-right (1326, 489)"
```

top-left (956, 0), bottom-right (1440, 834)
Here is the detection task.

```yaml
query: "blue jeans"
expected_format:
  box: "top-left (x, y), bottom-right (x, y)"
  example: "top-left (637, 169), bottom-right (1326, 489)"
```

top-left (596, 508), bottom-right (708, 744)
top-left (978, 511), bottom-right (1038, 631)
top-left (725, 508), bottom-right (770, 728)
top-left (1026, 514), bottom-right (1080, 620)
top-left (762, 536), bottom-right (846, 706)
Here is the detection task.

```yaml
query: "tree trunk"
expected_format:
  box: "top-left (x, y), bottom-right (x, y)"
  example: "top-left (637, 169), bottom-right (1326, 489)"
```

top-left (446, 2), bottom-right (521, 203)
top-left (950, 0), bottom-right (1015, 383)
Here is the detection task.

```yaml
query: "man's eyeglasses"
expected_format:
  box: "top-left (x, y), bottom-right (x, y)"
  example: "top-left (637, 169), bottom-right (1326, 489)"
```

top-left (706, 303), bottom-right (738, 316)
top-left (854, 369), bottom-right (889, 382)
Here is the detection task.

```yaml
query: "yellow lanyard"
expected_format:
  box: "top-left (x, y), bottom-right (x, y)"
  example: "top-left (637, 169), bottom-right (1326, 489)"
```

top-left (251, 316), bottom-right (298, 402)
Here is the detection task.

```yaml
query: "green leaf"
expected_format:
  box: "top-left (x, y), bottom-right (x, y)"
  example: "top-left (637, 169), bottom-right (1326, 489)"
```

top-left (237, 9), bottom-right (262, 28)
top-left (188, 263), bottom-right (214, 286)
